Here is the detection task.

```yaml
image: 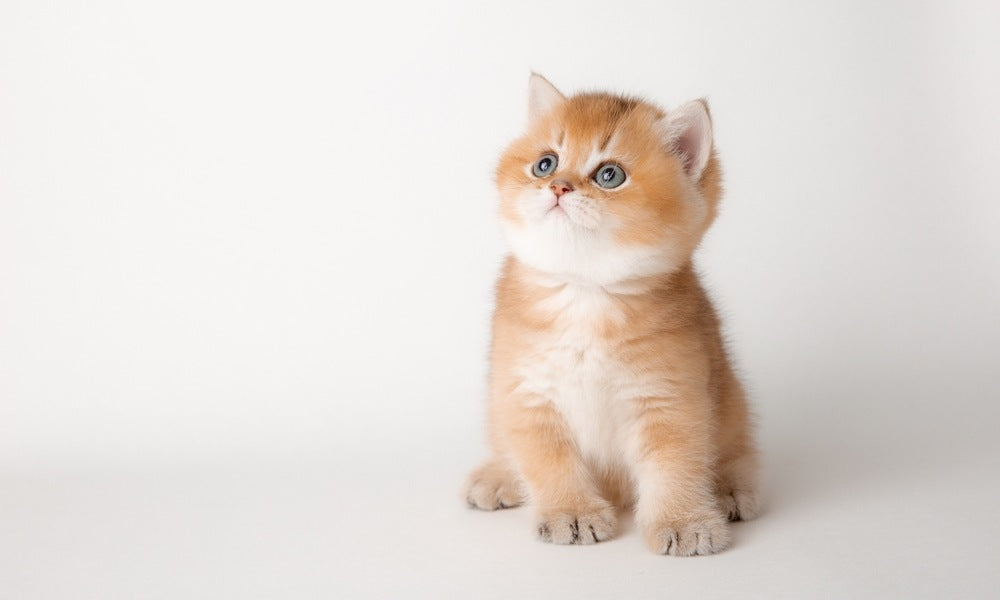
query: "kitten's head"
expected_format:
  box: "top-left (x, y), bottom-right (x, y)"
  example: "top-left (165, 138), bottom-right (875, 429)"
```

top-left (496, 74), bottom-right (723, 286)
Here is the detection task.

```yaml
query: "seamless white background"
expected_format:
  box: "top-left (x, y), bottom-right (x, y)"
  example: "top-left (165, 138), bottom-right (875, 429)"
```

top-left (2, 1), bottom-right (999, 598)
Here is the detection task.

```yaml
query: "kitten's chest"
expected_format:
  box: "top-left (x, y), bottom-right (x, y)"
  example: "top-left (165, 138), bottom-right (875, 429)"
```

top-left (519, 324), bottom-right (624, 460)
top-left (527, 325), bottom-right (620, 404)
top-left (514, 289), bottom-right (642, 463)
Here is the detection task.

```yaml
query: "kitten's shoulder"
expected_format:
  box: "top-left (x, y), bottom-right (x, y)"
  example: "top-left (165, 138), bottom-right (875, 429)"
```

top-left (492, 255), bottom-right (538, 325)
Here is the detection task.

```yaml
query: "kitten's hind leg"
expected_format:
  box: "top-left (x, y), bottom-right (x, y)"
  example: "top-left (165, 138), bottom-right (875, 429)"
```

top-left (463, 458), bottom-right (525, 510)
top-left (713, 373), bottom-right (761, 522)
top-left (716, 452), bottom-right (760, 522)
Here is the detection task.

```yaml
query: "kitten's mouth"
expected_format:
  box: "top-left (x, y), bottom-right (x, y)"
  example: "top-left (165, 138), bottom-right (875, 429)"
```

top-left (538, 195), bottom-right (600, 230)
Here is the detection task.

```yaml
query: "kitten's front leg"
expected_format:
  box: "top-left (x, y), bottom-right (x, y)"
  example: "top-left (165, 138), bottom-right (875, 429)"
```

top-left (630, 396), bottom-right (730, 556)
top-left (501, 397), bottom-right (616, 545)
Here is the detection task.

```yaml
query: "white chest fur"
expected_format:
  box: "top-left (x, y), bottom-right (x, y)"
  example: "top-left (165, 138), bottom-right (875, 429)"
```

top-left (513, 284), bottom-right (660, 468)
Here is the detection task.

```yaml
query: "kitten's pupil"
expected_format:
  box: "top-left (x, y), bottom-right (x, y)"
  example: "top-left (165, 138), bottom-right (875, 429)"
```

top-left (541, 158), bottom-right (551, 171)
top-left (602, 168), bottom-right (612, 181)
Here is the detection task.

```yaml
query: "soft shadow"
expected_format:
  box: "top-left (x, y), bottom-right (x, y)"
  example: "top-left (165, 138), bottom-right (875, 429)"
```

top-left (756, 379), bottom-right (978, 518)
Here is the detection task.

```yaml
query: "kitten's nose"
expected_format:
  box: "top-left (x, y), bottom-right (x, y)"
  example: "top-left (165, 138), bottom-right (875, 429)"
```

top-left (549, 180), bottom-right (574, 198)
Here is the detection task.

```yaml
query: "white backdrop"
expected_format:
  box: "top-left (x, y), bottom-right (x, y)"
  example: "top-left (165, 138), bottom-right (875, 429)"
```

top-left (2, 1), bottom-right (999, 598)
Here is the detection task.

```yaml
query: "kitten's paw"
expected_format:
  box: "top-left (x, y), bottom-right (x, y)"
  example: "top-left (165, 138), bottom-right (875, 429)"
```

top-left (719, 488), bottom-right (760, 522)
top-left (536, 504), bottom-right (616, 545)
top-left (645, 512), bottom-right (730, 556)
top-left (463, 460), bottom-right (525, 510)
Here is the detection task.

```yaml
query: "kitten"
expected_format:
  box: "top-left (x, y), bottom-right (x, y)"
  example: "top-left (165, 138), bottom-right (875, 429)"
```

top-left (464, 74), bottom-right (759, 556)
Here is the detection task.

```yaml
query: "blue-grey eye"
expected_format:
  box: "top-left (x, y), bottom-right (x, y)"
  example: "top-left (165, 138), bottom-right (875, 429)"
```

top-left (532, 154), bottom-right (558, 177)
top-left (594, 164), bottom-right (626, 189)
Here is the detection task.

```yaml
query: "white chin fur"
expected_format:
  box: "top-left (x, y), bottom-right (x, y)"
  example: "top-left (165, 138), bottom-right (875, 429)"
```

top-left (502, 190), bottom-right (684, 286)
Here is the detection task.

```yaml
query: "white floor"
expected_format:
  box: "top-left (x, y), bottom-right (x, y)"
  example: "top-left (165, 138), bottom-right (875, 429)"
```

top-left (3, 414), bottom-right (998, 600)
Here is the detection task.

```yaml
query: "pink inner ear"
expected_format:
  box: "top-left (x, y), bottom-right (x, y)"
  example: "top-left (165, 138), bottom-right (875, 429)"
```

top-left (662, 102), bottom-right (712, 179)
top-left (675, 129), bottom-right (699, 173)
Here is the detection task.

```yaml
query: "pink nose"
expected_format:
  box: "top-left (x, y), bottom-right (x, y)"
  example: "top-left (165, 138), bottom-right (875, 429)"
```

top-left (549, 180), bottom-right (574, 198)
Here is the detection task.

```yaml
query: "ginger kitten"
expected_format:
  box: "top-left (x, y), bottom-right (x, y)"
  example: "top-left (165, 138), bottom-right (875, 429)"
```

top-left (464, 74), bottom-right (759, 556)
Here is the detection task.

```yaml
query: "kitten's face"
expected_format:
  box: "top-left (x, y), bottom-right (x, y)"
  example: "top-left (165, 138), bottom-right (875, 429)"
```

top-left (496, 76), bottom-right (721, 287)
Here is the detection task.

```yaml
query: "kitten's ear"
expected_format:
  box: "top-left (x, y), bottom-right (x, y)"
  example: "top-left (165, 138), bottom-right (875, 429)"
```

top-left (658, 99), bottom-right (713, 181)
top-left (527, 72), bottom-right (566, 123)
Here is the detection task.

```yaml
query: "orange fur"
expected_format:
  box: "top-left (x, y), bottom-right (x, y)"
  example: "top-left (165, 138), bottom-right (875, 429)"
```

top-left (464, 75), bottom-right (758, 556)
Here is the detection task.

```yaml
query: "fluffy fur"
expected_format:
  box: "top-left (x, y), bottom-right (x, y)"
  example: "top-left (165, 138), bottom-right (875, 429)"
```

top-left (464, 74), bottom-right (759, 556)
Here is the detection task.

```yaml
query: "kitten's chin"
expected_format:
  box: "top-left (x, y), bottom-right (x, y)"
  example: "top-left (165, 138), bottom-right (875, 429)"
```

top-left (501, 220), bottom-right (686, 287)
top-left (549, 207), bottom-right (600, 230)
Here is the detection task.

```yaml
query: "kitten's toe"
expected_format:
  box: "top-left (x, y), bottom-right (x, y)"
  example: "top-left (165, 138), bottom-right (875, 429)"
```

top-left (536, 504), bottom-right (616, 545)
top-left (646, 512), bottom-right (730, 556)
top-left (463, 460), bottom-right (524, 510)
top-left (719, 488), bottom-right (760, 522)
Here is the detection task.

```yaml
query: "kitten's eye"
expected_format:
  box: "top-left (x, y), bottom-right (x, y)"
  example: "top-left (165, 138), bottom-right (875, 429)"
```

top-left (532, 154), bottom-right (558, 177)
top-left (594, 164), bottom-right (626, 189)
